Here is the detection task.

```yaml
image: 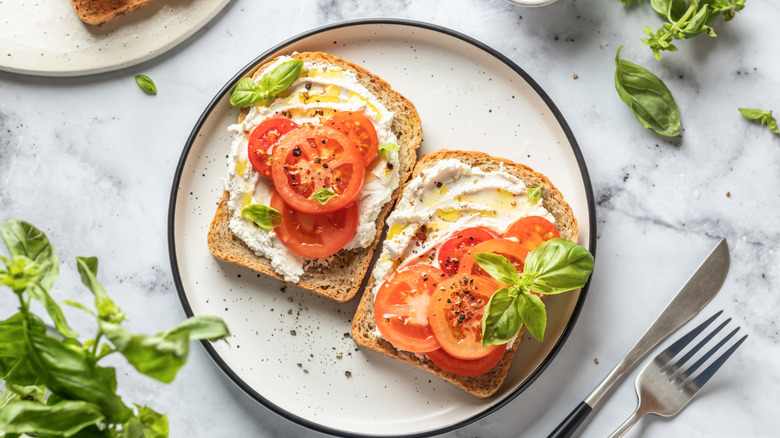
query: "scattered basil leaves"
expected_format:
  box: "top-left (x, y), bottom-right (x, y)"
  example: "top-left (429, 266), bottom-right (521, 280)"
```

top-left (0, 219), bottom-right (230, 437)
top-left (614, 46), bottom-right (681, 137)
top-left (230, 60), bottom-right (303, 107)
top-left (135, 75), bottom-right (157, 95)
top-left (477, 238), bottom-right (593, 345)
top-left (309, 188), bottom-right (339, 205)
top-left (242, 204), bottom-right (283, 229)
top-left (739, 108), bottom-right (779, 134)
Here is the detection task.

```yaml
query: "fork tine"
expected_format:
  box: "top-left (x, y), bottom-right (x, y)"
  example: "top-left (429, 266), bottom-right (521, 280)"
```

top-left (656, 310), bottom-right (723, 366)
top-left (672, 326), bottom-right (740, 384)
top-left (664, 317), bottom-right (731, 377)
top-left (684, 333), bottom-right (748, 392)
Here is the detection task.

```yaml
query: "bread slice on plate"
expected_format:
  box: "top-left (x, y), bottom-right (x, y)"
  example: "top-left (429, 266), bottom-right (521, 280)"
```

top-left (70, 0), bottom-right (156, 25)
top-left (207, 52), bottom-right (422, 302)
top-left (351, 149), bottom-right (579, 397)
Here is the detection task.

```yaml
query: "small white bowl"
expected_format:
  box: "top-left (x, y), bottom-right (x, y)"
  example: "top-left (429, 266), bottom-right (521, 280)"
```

top-left (505, 0), bottom-right (559, 6)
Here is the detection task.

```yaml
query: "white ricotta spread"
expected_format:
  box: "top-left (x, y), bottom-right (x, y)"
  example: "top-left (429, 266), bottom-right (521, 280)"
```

top-left (371, 158), bottom-right (555, 340)
top-left (223, 56), bottom-right (400, 282)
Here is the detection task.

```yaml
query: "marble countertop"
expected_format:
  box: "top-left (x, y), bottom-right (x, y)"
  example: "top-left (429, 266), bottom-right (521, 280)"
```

top-left (1, 0), bottom-right (778, 437)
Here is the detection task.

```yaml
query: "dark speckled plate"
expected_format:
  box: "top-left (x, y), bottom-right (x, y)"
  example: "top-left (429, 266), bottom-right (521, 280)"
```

top-left (168, 19), bottom-right (596, 438)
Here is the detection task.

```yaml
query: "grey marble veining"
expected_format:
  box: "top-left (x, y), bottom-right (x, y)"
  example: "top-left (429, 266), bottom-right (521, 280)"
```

top-left (1, 0), bottom-right (779, 437)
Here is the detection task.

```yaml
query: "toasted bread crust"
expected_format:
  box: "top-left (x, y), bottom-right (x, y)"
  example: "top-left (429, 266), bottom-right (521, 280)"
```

top-left (70, 0), bottom-right (155, 25)
top-left (351, 150), bottom-right (579, 397)
top-left (207, 52), bottom-right (422, 302)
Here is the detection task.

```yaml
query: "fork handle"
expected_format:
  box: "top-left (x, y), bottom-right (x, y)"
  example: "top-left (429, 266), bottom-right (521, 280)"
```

top-left (607, 408), bottom-right (644, 438)
top-left (546, 401), bottom-right (592, 438)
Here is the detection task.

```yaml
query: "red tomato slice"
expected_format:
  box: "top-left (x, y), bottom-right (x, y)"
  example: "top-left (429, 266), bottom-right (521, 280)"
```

top-left (428, 274), bottom-right (502, 360)
top-left (271, 126), bottom-right (365, 215)
top-left (247, 118), bottom-right (299, 178)
top-left (324, 111), bottom-right (379, 167)
top-left (457, 239), bottom-right (529, 284)
top-left (374, 265), bottom-right (448, 353)
top-left (426, 345), bottom-right (506, 376)
top-left (270, 191), bottom-right (358, 258)
top-left (436, 227), bottom-right (498, 275)
top-left (502, 216), bottom-right (560, 252)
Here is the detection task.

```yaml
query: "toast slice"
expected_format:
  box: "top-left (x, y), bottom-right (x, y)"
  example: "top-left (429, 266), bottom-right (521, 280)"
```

top-left (351, 149), bottom-right (579, 397)
top-left (70, 0), bottom-right (155, 25)
top-left (207, 52), bottom-right (422, 302)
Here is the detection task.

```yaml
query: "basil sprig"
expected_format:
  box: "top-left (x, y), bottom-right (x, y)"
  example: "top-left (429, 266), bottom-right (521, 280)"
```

top-left (0, 220), bottom-right (229, 437)
top-left (614, 46), bottom-right (681, 137)
top-left (476, 238), bottom-right (593, 345)
top-left (622, 0), bottom-right (745, 60)
top-left (134, 75), bottom-right (157, 95)
top-left (242, 204), bottom-right (283, 229)
top-left (739, 108), bottom-right (779, 134)
top-left (309, 188), bottom-right (339, 205)
top-left (230, 59), bottom-right (303, 107)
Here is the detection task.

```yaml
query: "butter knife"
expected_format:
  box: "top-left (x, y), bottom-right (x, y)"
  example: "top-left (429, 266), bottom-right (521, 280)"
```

top-left (548, 238), bottom-right (730, 438)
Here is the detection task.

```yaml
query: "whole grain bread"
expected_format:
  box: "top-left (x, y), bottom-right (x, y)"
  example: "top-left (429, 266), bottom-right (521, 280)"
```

top-left (70, 0), bottom-right (155, 25)
top-left (207, 52), bottom-right (422, 302)
top-left (351, 149), bottom-right (579, 397)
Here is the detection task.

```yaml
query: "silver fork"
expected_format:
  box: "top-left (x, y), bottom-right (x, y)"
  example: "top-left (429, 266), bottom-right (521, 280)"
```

top-left (608, 310), bottom-right (748, 437)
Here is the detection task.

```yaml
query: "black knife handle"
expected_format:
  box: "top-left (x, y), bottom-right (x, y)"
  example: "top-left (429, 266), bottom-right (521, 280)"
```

top-left (547, 401), bottom-right (592, 438)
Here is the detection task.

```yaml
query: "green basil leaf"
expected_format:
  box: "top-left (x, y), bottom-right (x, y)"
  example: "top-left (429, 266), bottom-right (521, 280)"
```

top-left (378, 142), bottom-right (399, 159)
top-left (159, 315), bottom-right (230, 342)
top-left (516, 291), bottom-right (547, 342)
top-left (0, 400), bottom-right (105, 437)
top-left (0, 385), bottom-right (46, 409)
top-left (739, 108), bottom-right (779, 134)
top-left (681, 4), bottom-right (714, 37)
top-left (309, 188), bottom-right (339, 205)
top-left (523, 238), bottom-right (594, 295)
top-left (76, 257), bottom-right (125, 323)
top-left (474, 253), bottom-right (519, 286)
top-left (129, 404), bottom-right (169, 438)
top-left (134, 75), bottom-right (157, 95)
top-left (650, 0), bottom-right (673, 17)
top-left (0, 220), bottom-right (59, 291)
top-left (481, 288), bottom-right (522, 346)
top-left (738, 108), bottom-right (767, 120)
top-left (614, 46), bottom-right (681, 137)
top-left (241, 204), bottom-right (282, 230)
top-left (769, 118), bottom-right (780, 134)
top-left (526, 186), bottom-right (543, 203)
top-left (261, 60), bottom-right (304, 97)
top-left (1, 255), bottom-right (42, 292)
top-left (62, 300), bottom-right (96, 317)
top-left (28, 283), bottom-right (79, 339)
top-left (0, 313), bottom-right (42, 386)
top-left (100, 321), bottom-right (189, 384)
top-left (22, 323), bottom-right (132, 423)
top-left (229, 77), bottom-right (269, 107)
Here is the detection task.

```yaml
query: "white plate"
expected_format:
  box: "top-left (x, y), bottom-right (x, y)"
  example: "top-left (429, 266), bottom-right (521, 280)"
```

top-left (0, 0), bottom-right (229, 77)
top-left (168, 19), bottom-right (596, 437)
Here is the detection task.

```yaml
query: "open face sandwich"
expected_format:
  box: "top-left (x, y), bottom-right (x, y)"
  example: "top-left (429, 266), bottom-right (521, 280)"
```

top-left (351, 149), bottom-right (589, 397)
top-left (207, 52), bottom-right (422, 302)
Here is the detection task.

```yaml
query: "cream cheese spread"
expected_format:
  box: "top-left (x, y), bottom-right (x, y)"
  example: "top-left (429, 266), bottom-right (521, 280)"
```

top-left (370, 158), bottom-right (555, 341)
top-left (223, 56), bottom-right (400, 282)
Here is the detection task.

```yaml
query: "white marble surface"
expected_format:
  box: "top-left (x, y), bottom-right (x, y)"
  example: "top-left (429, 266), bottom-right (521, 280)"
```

top-left (1, 0), bottom-right (779, 437)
